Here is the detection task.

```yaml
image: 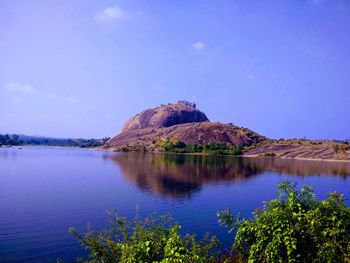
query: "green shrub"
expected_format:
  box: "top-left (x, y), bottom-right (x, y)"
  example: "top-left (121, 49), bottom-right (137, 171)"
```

top-left (334, 144), bottom-right (340, 153)
top-left (218, 180), bottom-right (350, 263)
top-left (70, 211), bottom-right (219, 263)
top-left (333, 143), bottom-right (350, 154)
top-left (264, 152), bottom-right (276, 157)
top-left (69, 182), bottom-right (350, 262)
top-left (160, 139), bottom-right (243, 156)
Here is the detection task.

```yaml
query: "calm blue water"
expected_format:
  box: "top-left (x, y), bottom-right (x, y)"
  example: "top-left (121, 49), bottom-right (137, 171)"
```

top-left (1, 147), bottom-right (350, 262)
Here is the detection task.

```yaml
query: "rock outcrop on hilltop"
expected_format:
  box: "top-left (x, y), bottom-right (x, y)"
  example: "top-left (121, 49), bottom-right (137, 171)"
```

top-left (103, 101), bottom-right (266, 151)
top-left (121, 101), bottom-right (208, 132)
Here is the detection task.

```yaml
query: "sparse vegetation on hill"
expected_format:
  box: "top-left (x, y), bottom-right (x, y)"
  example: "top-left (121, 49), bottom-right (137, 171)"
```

top-left (245, 139), bottom-right (350, 161)
top-left (333, 142), bottom-right (350, 154)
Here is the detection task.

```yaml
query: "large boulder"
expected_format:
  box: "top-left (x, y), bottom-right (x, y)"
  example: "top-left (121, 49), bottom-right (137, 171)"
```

top-left (121, 101), bottom-right (209, 132)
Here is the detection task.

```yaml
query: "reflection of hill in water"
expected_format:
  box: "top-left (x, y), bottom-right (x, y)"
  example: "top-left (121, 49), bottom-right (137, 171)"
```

top-left (107, 153), bottom-right (350, 199)
top-left (246, 157), bottom-right (350, 178)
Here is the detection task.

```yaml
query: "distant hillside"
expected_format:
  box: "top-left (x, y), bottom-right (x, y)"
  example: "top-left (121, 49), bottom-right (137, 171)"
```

top-left (0, 133), bottom-right (110, 148)
top-left (244, 139), bottom-right (350, 161)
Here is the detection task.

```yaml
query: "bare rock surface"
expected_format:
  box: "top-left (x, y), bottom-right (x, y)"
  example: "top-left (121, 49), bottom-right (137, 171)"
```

top-left (121, 101), bottom-right (208, 132)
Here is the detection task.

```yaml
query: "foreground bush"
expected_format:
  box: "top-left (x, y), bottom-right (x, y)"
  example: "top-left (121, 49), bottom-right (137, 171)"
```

top-left (70, 211), bottom-right (219, 263)
top-left (70, 181), bottom-right (350, 262)
top-left (218, 180), bottom-right (350, 263)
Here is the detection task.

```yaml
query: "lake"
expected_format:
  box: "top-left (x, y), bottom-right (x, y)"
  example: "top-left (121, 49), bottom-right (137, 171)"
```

top-left (1, 147), bottom-right (350, 262)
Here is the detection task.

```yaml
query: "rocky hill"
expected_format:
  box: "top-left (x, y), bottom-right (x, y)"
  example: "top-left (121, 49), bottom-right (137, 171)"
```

top-left (103, 101), bottom-right (350, 161)
top-left (103, 101), bottom-right (265, 151)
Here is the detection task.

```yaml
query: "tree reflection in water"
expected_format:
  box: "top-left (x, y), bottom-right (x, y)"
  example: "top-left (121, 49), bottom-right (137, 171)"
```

top-left (106, 153), bottom-right (350, 200)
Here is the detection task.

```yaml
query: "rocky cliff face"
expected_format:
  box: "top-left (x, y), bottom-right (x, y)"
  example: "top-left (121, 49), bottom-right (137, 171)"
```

top-left (103, 101), bottom-right (266, 151)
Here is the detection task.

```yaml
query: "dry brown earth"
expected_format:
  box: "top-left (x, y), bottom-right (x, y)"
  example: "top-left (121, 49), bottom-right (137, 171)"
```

top-left (244, 140), bottom-right (350, 161)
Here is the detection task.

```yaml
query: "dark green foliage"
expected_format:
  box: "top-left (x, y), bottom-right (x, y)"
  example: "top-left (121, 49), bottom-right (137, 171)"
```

top-left (70, 211), bottom-right (219, 263)
top-left (0, 134), bottom-right (22, 145)
top-left (163, 140), bottom-right (187, 152)
top-left (69, 182), bottom-right (350, 262)
top-left (0, 133), bottom-right (110, 148)
top-left (333, 143), bottom-right (350, 153)
top-left (334, 144), bottom-right (340, 153)
top-left (161, 140), bottom-right (242, 156)
top-left (218, 180), bottom-right (350, 263)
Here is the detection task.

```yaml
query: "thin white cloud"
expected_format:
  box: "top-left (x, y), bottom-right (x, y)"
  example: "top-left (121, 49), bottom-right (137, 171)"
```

top-left (3, 82), bottom-right (33, 93)
top-left (246, 73), bottom-right (255, 80)
top-left (192, 42), bottom-right (205, 50)
top-left (65, 97), bottom-right (81, 104)
top-left (95, 6), bottom-right (130, 21)
top-left (154, 84), bottom-right (165, 92)
top-left (12, 97), bottom-right (23, 105)
top-left (47, 92), bottom-right (58, 99)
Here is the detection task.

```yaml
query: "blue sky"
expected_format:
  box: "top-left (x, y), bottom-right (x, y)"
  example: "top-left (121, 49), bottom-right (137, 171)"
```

top-left (0, 0), bottom-right (349, 139)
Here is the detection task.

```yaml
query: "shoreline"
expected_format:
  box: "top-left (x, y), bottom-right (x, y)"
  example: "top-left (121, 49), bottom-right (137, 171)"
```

top-left (0, 145), bottom-right (90, 149)
top-left (5, 145), bottom-right (349, 163)
top-left (98, 147), bottom-right (350, 163)
top-left (243, 154), bottom-right (350, 163)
